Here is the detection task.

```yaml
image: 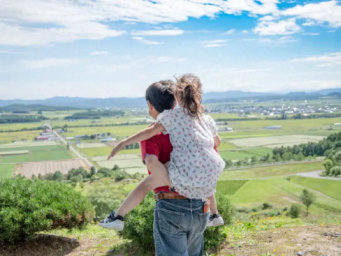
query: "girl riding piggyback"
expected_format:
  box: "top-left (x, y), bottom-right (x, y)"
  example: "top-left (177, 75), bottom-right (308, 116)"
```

top-left (99, 74), bottom-right (226, 231)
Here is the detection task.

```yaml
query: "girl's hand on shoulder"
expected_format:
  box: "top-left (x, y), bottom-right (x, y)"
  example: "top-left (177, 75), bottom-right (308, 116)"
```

top-left (107, 142), bottom-right (124, 160)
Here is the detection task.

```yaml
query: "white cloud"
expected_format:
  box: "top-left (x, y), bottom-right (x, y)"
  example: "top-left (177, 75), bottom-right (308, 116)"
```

top-left (302, 20), bottom-right (315, 26)
top-left (281, 1), bottom-right (341, 27)
top-left (259, 35), bottom-right (297, 44)
top-left (21, 58), bottom-right (78, 69)
top-left (259, 15), bottom-right (277, 21)
top-left (176, 58), bottom-right (187, 62)
top-left (131, 29), bottom-right (184, 36)
top-left (90, 51), bottom-right (109, 56)
top-left (243, 38), bottom-right (256, 41)
top-left (242, 30), bottom-right (249, 34)
top-left (133, 36), bottom-right (164, 45)
top-left (225, 29), bottom-right (235, 35)
top-left (291, 52), bottom-right (341, 67)
top-left (0, 21), bottom-right (125, 46)
top-left (254, 18), bottom-right (301, 35)
top-left (202, 39), bottom-right (227, 48)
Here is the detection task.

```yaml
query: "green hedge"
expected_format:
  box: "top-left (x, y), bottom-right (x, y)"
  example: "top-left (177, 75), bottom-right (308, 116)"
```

top-left (0, 178), bottom-right (94, 243)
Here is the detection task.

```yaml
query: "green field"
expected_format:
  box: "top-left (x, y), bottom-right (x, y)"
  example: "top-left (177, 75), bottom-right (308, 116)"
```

top-left (0, 131), bottom-right (39, 143)
top-left (219, 162), bottom-right (322, 180)
top-left (80, 147), bottom-right (141, 157)
top-left (218, 142), bottom-right (235, 150)
top-left (291, 176), bottom-right (341, 201)
top-left (216, 180), bottom-right (249, 195)
top-left (227, 178), bottom-right (341, 213)
top-left (0, 145), bottom-right (72, 163)
top-left (220, 151), bottom-right (254, 160)
top-left (0, 123), bottom-right (44, 130)
top-left (243, 147), bottom-right (273, 156)
top-left (0, 164), bottom-right (15, 179)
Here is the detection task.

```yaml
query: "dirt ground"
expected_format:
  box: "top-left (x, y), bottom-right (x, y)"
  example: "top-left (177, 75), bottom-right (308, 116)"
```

top-left (216, 225), bottom-right (341, 256)
top-left (0, 225), bottom-right (340, 256)
top-left (21, 159), bottom-right (83, 178)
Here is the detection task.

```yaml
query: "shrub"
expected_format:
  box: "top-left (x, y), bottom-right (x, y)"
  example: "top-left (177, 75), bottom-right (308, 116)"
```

top-left (88, 187), bottom-right (127, 220)
top-left (262, 203), bottom-right (272, 210)
top-left (289, 204), bottom-right (301, 218)
top-left (204, 195), bottom-right (235, 249)
top-left (0, 178), bottom-right (94, 243)
top-left (119, 193), bottom-right (235, 252)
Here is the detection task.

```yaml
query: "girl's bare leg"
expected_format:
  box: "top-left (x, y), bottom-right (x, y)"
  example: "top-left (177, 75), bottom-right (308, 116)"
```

top-left (115, 162), bottom-right (170, 217)
top-left (208, 193), bottom-right (218, 215)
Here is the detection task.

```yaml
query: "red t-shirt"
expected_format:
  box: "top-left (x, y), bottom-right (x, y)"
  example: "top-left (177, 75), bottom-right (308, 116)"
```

top-left (140, 130), bottom-right (173, 194)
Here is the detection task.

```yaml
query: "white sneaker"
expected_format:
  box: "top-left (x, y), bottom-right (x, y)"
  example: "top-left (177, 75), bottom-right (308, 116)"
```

top-left (98, 212), bottom-right (124, 231)
top-left (207, 213), bottom-right (224, 227)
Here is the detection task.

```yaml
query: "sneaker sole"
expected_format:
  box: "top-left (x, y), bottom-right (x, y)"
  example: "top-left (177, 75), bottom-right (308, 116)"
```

top-left (98, 222), bottom-right (124, 231)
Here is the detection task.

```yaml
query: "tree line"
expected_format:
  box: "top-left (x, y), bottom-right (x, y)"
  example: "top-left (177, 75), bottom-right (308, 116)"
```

top-left (64, 110), bottom-right (125, 120)
top-left (0, 115), bottom-right (48, 123)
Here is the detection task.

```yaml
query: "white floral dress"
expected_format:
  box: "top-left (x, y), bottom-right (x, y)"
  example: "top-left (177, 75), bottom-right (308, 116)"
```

top-left (157, 108), bottom-right (225, 200)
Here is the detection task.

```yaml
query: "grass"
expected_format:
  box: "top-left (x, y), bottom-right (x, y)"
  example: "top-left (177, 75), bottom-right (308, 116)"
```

top-left (220, 151), bottom-right (254, 160)
top-left (243, 147), bottom-right (273, 156)
top-left (218, 142), bottom-right (235, 150)
top-left (290, 176), bottom-right (341, 201)
top-left (81, 146), bottom-right (141, 157)
top-left (0, 164), bottom-right (15, 179)
top-left (0, 145), bottom-right (72, 163)
top-left (0, 131), bottom-right (39, 143)
top-left (219, 162), bottom-right (322, 180)
top-left (216, 180), bottom-right (249, 195)
top-left (227, 178), bottom-right (341, 214)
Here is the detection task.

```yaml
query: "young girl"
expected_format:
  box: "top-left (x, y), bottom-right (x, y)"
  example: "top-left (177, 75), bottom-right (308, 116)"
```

top-left (99, 74), bottom-right (226, 231)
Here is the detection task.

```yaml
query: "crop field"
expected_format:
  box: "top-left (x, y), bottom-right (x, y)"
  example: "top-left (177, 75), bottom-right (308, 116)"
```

top-left (216, 180), bottom-right (249, 195)
top-left (0, 131), bottom-right (39, 143)
top-left (220, 151), bottom-right (254, 160)
top-left (227, 178), bottom-right (341, 213)
top-left (229, 135), bottom-right (324, 148)
top-left (20, 159), bottom-right (85, 178)
top-left (80, 146), bottom-right (140, 157)
top-left (0, 123), bottom-right (44, 131)
top-left (0, 164), bottom-right (15, 179)
top-left (62, 124), bottom-right (147, 138)
top-left (95, 157), bottom-right (144, 169)
top-left (76, 143), bottom-right (106, 149)
top-left (242, 147), bottom-right (273, 156)
top-left (218, 162), bottom-right (322, 180)
top-left (0, 141), bottom-right (57, 148)
top-left (218, 142), bottom-right (235, 150)
top-left (291, 176), bottom-right (341, 201)
top-left (0, 145), bottom-right (72, 163)
top-left (0, 150), bottom-right (29, 156)
top-left (51, 115), bottom-right (148, 127)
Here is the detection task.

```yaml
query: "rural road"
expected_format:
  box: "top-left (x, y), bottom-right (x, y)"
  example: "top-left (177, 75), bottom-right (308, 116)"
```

top-left (296, 170), bottom-right (341, 181)
top-left (47, 124), bottom-right (96, 171)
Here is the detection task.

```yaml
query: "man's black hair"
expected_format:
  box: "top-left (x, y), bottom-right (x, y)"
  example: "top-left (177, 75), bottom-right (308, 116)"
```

top-left (145, 80), bottom-right (176, 113)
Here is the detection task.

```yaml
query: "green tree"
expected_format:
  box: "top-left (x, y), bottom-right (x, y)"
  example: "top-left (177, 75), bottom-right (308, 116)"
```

top-left (322, 159), bottom-right (334, 176)
top-left (300, 189), bottom-right (316, 216)
top-left (71, 174), bottom-right (83, 183)
top-left (53, 171), bottom-right (63, 182)
top-left (289, 204), bottom-right (301, 218)
top-left (251, 156), bottom-right (258, 165)
top-left (134, 143), bottom-right (140, 149)
top-left (90, 166), bottom-right (96, 176)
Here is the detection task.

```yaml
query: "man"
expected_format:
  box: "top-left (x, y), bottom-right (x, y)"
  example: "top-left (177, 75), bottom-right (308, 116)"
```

top-left (140, 80), bottom-right (209, 256)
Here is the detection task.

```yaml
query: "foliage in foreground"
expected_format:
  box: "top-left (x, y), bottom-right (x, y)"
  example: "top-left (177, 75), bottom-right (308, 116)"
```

top-left (0, 178), bottom-right (94, 243)
top-left (119, 193), bottom-right (235, 252)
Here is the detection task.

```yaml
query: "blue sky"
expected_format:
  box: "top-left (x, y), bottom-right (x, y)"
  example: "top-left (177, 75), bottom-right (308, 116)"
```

top-left (0, 0), bottom-right (340, 99)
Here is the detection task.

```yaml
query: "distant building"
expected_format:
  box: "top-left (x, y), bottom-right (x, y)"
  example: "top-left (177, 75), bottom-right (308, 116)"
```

top-left (218, 127), bottom-right (233, 132)
top-left (263, 125), bottom-right (282, 130)
top-left (48, 137), bottom-right (60, 141)
top-left (101, 136), bottom-right (116, 143)
top-left (334, 123), bottom-right (341, 126)
top-left (66, 137), bottom-right (74, 140)
top-left (37, 136), bottom-right (49, 141)
top-left (40, 132), bottom-right (51, 136)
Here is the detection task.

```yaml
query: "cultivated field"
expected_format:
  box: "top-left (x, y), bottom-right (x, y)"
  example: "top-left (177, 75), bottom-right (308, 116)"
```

top-left (93, 154), bottom-right (144, 170)
top-left (0, 164), bottom-right (15, 179)
top-left (218, 162), bottom-right (322, 180)
top-left (229, 135), bottom-right (324, 148)
top-left (0, 150), bottom-right (29, 156)
top-left (76, 143), bottom-right (106, 149)
top-left (20, 159), bottom-right (85, 178)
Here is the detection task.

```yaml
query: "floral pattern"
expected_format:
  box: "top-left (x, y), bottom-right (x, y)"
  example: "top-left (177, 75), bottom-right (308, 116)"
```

top-left (157, 108), bottom-right (225, 200)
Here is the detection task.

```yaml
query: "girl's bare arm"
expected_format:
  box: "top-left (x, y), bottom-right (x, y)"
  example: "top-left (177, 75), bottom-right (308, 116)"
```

top-left (214, 134), bottom-right (221, 149)
top-left (108, 123), bottom-right (164, 160)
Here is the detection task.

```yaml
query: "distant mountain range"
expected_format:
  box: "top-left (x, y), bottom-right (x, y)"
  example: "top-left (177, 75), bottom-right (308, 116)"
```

top-left (0, 88), bottom-right (340, 109)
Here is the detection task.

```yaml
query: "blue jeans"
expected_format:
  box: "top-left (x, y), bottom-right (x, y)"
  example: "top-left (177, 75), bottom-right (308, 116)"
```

top-left (153, 199), bottom-right (209, 256)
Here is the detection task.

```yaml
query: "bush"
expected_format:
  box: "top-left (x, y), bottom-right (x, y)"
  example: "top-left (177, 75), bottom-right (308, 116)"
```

top-left (289, 204), bottom-right (301, 218)
top-left (262, 203), bottom-right (272, 210)
top-left (0, 178), bottom-right (94, 243)
top-left (119, 193), bottom-right (235, 252)
top-left (204, 195), bottom-right (235, 249)
top-left (118, 192), bottom-right (155, 253)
